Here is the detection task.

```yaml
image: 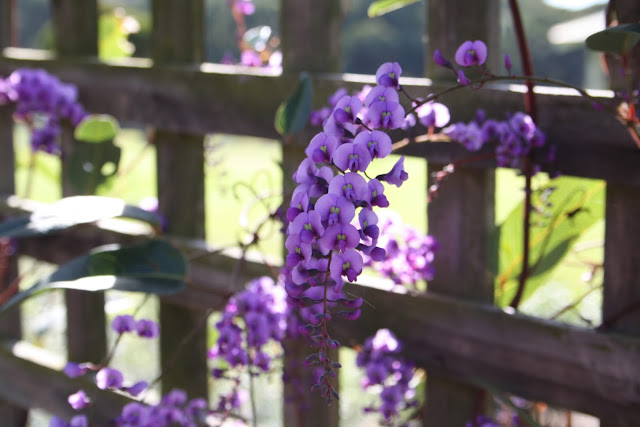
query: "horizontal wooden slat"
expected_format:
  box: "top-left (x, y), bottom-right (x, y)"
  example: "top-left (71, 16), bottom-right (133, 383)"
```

top-left (3, 198), bottom-right (640, 420)
top-left (0, 340), bottom-right (133, 423)
top-left (1, 48), bottom-right (639, 184)
top-left (328, 284), bottom-right (640, 422)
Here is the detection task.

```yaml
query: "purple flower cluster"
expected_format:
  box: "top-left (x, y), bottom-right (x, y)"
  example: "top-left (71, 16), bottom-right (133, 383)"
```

top-left (208, 276), bottom-right (287, 373)
top-left (114, 389), bottom-right (209, 426)
top-left (112, 314), bottom-right (160, 338)
top-left (356, 329), bottom-right (417, 425)
top-left (0, 68), bottom-right (87, 154)
top-left (445, 110), bottom-right (548, 170)
top-left (285, 62), bottom-right (410, 402)
top-left (365, 210), bottom-right (438, 291)
top-left (50, 415), bottom-right (88, 427)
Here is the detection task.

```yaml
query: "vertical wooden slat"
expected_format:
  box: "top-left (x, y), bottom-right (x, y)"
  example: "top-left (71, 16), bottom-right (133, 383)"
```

top-left (280, 1), bottom-right (341, 425)
top-left (0, 105), bottom-right (28, 426)
top-left (151, 0), bottom-right (209, 399)
top-left (51, 0), bottom-right (107, 366)
top-left (424, 1), bottom-right (499, 425)
top-left (601, 2), bottom-right (640, 426)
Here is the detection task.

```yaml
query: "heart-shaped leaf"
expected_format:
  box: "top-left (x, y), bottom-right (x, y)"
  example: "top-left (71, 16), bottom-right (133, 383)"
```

top-left (0, 196), bottom-right (161, 238)
top-left (586, 23), bottom-right (640, 55)
top-left (275, 71), bottom-right (313, 137)
top-left (0, 239), bottom-right (186, 315)
top-left (74, 115), bottom-right (120, 143)
top-left (68, 139), bottom-right (121, 195)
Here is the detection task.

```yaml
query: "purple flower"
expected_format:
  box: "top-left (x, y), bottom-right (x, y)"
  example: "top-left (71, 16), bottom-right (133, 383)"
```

top-left (136, 318), bottom-right (159, 338)
top-left (457, 69), bottom-right (470, 86)
top-left (445, 122), bottom-right (485, 151)
top-left (305, 132), bottom-right (338, 164)
top-left (318, 223), bottom-right (360, 255)
top-left (330, 248), bottom-right (363, 282)
top-left (286, 187), bottom-right (310, 222)
top-left (69, 415), bottom-right (88, 427)
top-left (377, 156), bottom-right (408, 187)
top-left (415, 100), bottom-right (450, 128)
top-left (366, 100), bottom-right (405, 130)
top-left (63, 362), bottom-right (89, 379)
top-left (328, 172), bottom-right (369, 203)
top-left (454, 40), bottom-right (488, 66)
top-left (118, 402), bottom-right (149, 425)
top-left (111, 314), bottom-right (136, 334)
top-left (240, 50), bottom-right (262, 67)
top-left (368, 179), bottom-right (389, 208)
top-left (365, 86), bottom-right (399, 107)
top-left (96, 367), bottom-right (124, 389)
top-left (332, 142), bottom-right (372, 172)
top-left (230, 0), bottom-right (255, 15)
top-left (433, 49), bottom-right (451, 68)
top-left (353, 130), bottom-right (392, 159)
top-left (332, 96), bottom-right (362, 125)
top-left (288, 210), bottom-right (324, 243)
top-left (162, 388), bottom-right (188, 407)
top-left (314, 194), bottom-right (355, 226)
top-left (285, 234), bottom-right (312, 268)
top-left (68, 390), bottom-right (91, 410)
top-left (310, 107), bottom-right (331, 126)
top-left (359, 208), bottom-right (379, 240)
top-left (375, 62), bottom-right (402, 89)
top-left (504, 53), bottom-right (512, 72)
top-left (123, 380), bottom-right (148, 397)
top-left (328, 87), bottom-right (348, 107)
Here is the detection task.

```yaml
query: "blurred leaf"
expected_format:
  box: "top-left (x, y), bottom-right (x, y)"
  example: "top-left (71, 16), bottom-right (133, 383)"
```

top-left (367, 0), bottom-right (421, 17)
top-left (75, 115), bottom-right (120, 144)
top-left (586, 23), bottom-right (640, 55)
top-left (490, 177), bottom-right (605, 307)
top-left (0, 239), bottom-right (186, 315)
top-left (99, 11), bottom-right (136, 59)
top-left (275, 72), bottom-right (313, 137)
top-left (68, 139), bottom-right (121, 194)
top-left (0, 196), bottom-right (161, 238)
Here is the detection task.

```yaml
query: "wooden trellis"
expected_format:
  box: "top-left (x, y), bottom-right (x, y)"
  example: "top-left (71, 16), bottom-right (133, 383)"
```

top-left (0, 0), bottom-right (639, 426)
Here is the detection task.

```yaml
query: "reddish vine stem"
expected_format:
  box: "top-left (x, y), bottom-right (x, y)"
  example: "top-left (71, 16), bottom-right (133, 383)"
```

top-left (507, 0), bottom-right (538, 311)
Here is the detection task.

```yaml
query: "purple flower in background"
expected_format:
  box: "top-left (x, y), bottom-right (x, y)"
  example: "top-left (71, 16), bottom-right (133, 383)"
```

top-left (375, 62), bottom-right (402, 89)
top-left (455, 40), bottom-right (488, 66)
top-left (241, 50), bottom-right (262, 67)
top-left (433, 49), bottom-right (452, 68)
top-left (229, 0), bottom-right (255, 15)
top-left (123, 380), bottom-right (148, 397)
top-left (96, 367), bottom-right (123, 389)
top-left (415, 100), bottom-right (450, 128)
top-left (504, 53), bottom-right (512, 72)
top-left (68, 390), bottom-right (91, 410)
top-left (63, 362), bottom-right (90, 379)
top-left (136, 319), bottom-right (159, 338)
top-left (332, 95), bottom-right (362, 125)
top-left (111, 314), bottom-right (136, 334)
top-left (457, 69), bottom-right (470, 86)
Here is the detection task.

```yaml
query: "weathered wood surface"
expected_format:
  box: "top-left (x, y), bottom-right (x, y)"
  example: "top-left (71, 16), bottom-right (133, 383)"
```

top-left (0, 49), bottom-right (638, 185)
top-left (0, 340), bottom-right (133, 423)
top-left (424, 0), bottom-right (499, 424)
top-left (152, 0), bottom-right (209, 399)
top-left (328, 284), bottom-right (640, 422)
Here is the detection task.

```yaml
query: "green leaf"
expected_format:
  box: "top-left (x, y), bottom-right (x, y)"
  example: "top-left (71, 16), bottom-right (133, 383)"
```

top-left (367, 0), bottom-right (421, 17)
top-left (0, 239), bottom-right (186, 316)
top-left (68, 139), bottom-right (121, 194)
top-left (274, 72), bottom-right (313, 137)
top-left (75, 115), bottom-right (120, 144)
top-left (586, 23), bottom-right (640, 55)
top-left (0, 196), bottom-right (161, 238)
top-left (490, 177), bottom-right (605, 307)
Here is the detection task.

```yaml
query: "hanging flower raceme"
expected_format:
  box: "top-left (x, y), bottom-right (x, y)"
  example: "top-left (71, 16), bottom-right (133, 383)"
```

top-left (357, 329), bottom-right (418, 426)
top-left (285, 62), bottom-right (410, 403)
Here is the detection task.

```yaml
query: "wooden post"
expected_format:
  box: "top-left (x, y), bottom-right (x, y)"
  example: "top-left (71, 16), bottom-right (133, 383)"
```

top-left (51, 0), bottom-right (108, 366)
top-left (280, 0), bottom-right (341, 425)
top-left (601, 2), bottom-right (640, 426)
top-left (424, 1), bottom-right (498, 425)
top-left (151, 0), bottom-right (209, 399)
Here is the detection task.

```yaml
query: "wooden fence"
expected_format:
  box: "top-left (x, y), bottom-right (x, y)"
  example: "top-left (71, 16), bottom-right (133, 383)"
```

top-left (0, 0), bottom-right (639, 426)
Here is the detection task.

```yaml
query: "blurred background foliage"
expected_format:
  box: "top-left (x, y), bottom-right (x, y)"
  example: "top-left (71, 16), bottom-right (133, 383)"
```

top-left (14, 0), bottom-right (607, 87)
